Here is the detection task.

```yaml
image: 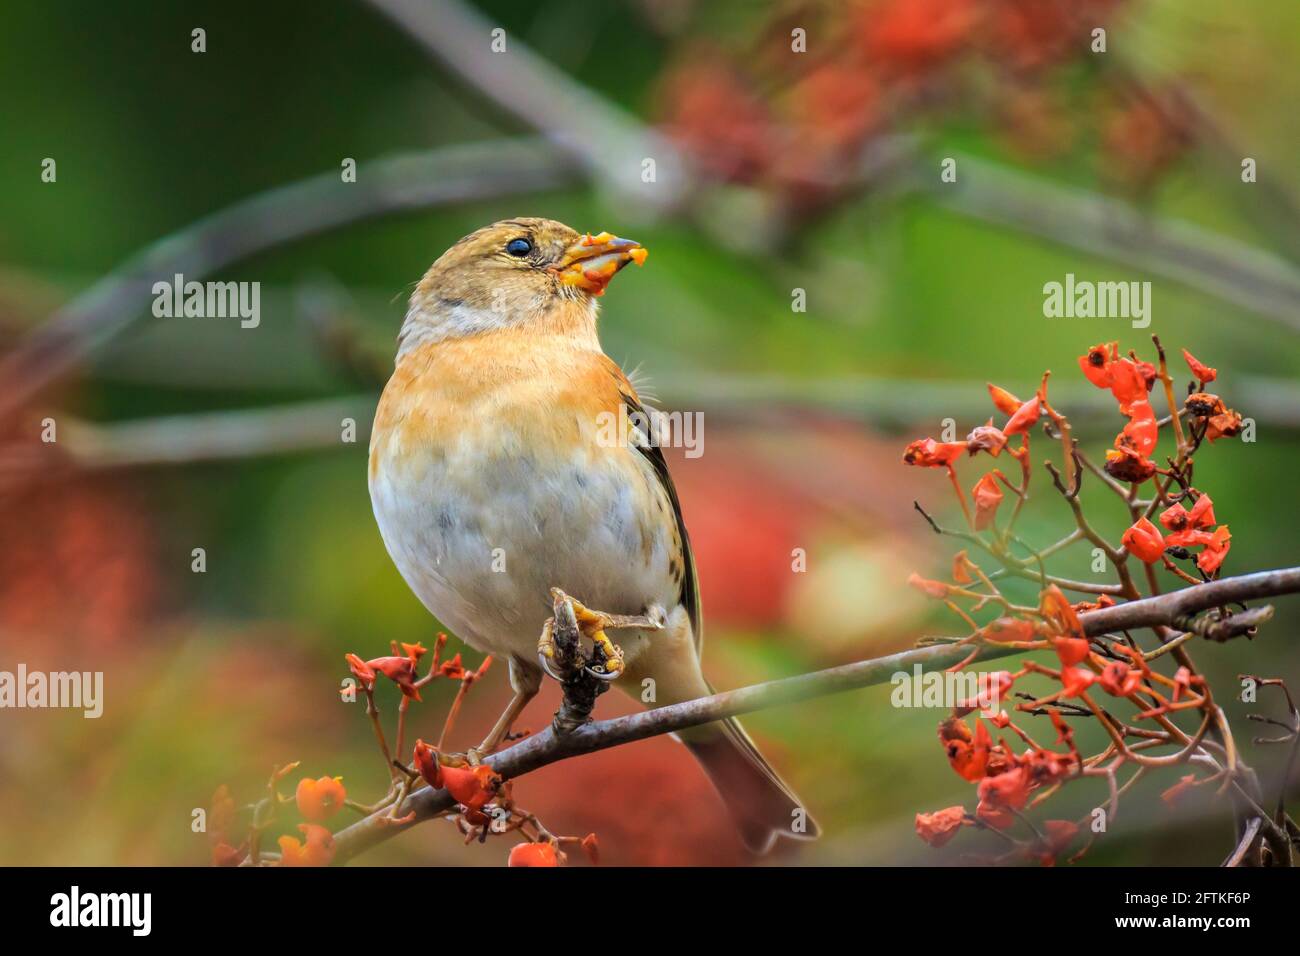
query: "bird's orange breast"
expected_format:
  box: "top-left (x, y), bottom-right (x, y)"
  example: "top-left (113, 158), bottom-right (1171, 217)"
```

top-left (366, 322), bottom-right (681, 659)
top-left (370, 325), bottom-right (634, 483)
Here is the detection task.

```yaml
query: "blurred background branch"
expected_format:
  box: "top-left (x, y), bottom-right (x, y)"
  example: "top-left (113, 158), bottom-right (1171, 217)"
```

top-left (0, 139), bottom-right (579, 420)
top-left (7, 0), bottom-right (1300, 431)
top-left (363, 0), bottom-right (692, 211)
top-left (919, 151), bottom-right (1300, 333)
top-left (32, 369), bottom-right (1300, 476)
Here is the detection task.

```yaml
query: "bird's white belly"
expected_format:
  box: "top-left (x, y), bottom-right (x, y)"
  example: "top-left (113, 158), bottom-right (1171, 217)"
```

top-left (369, 439), bottom-right (678, 665)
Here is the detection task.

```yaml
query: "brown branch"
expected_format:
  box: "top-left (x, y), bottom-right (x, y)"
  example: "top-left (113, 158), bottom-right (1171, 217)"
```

top-left (329, 565), bottom-right (1300, 864)
top-left (363, 0), bottom-right (690, 212)
top-left (1223, 816), bottom-right (1264, 867)
top-left (0, 138), bottom-right (579, 421)
top-left (1079, 568), bottom-right (1299, 634)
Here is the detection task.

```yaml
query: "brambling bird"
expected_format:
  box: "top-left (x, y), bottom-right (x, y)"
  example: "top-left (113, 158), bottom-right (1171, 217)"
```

top-left (368, 218), bottom-right (817, 853)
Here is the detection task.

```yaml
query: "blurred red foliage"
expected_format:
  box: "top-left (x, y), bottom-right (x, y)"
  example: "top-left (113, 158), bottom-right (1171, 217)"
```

top-left (0, 475), bottom-right (158, 652)
top-left (654, 0), bottom-right (1193, 212)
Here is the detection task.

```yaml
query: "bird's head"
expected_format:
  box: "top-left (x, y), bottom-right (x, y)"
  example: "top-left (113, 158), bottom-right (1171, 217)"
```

top-left (398, 217), bottom-right (646, 356)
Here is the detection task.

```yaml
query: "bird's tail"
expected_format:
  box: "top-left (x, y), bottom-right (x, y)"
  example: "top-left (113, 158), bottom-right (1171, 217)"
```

top-left (681, 715), bottom-right (820, 854)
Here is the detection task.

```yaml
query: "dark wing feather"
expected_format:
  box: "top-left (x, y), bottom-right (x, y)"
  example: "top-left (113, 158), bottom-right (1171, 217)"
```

top-left (614, 380), bottom-right (703, 653)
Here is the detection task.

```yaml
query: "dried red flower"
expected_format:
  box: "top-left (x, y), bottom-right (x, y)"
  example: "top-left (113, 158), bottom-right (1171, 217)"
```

top-left (1023, 745), bottom-right (1076, 785)
top-left (987, 383), bottom-right (1023, 416)
top-left (346, 641), bottom-right (426, 700)
top-left (1116, 400), bottom-right (1158, 458)
top-left (413, 739), bottom-right (442, 788)
top-left (413, 739), bottom-right (502, 811)
top-left (438, 652), bottom-right (466, 680)
top-left (1206, 409), bottom-right (1243, 442)
top-left (1079, 343), bottom-right (1154, 413)
top-left (1122, 516), bottom-right (1166, 564)
top-left (908, 572), bottom-right (952, 599)
top-left (1078, 342), bottom-right (1117, 388)
top-left (1098, 661), bottom-right (1143, 697)
top-left (976, 766), bottom-right (1033, 819)
top-left (1185, 392), bottom-right (1225, 419)
top-left (972, 472), bottom-right (1005, 530)
top-left (1052, 636), bottom-right (1090, 667)
top-left (660, 56), bottom-right (774, 184)
top-left (442, 764), bottom-right (502, 811)
top-left (903, 437), bottom-right (967, 467)
top-left (791, 62), bottom-right (881, 157)
top-left (296, 776), bottom-right (347, 822)
top-left (401, 641), bottom-right (427, 662)
top-left (508, 841), bottom-right (560, 867)
top-left (1040, 585), bottom-right (1084, 639)
top-left (367, 656), bottom-right (421, 699)
top-left (1108, 358), bottom-right (1152, 413)
top-left (1002, 395), bottom-right (1042, 436)
top-left (278, 823), bottom-right (337, 867)
top-left (915, 806), bottom-right (968, 847)
top-left (344, 653), bottom-right (376, 691)
top-left (966, 421), bottom-right (1008, 457)
top-left (1165, 528), bottom-right (1212, 548)
top-left (1103, 448), bottom-right (1157, 484)
top-left (1159, 494), bottom-right (1215, 532)
top-left (940, 717), bottom-right (993, 782)
top-left (1182, 349), bottom-right (1217, 384)
top-left (1196, 525), bottom-right (1231, 574)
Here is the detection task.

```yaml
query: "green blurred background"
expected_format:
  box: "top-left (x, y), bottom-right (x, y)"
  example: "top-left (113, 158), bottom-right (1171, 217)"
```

top-left (2, 0), bottom-right (1298, 865)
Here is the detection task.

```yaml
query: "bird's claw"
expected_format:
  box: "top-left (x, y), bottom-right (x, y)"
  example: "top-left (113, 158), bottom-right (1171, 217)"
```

top-left (538, 651), bottom-right (566, 682)
top-left (537, 619), bottom-right (565, 681)
top-left (584, 660), bottom-right (623, 681)
top-left (538, 588), bottom-right (662, 731)
top-left (541, 588), bottom-right (655, 681)
top-left (586, 628), bottom-right (625, 680)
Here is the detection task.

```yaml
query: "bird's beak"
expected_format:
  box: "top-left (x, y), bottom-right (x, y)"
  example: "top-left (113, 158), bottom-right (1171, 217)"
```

top-left (553, 232), bottom-right (647, 296)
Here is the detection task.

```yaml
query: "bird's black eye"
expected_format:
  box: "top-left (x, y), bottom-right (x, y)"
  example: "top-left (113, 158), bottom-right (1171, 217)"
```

top-left (506, 237), bottom-right (532, 257)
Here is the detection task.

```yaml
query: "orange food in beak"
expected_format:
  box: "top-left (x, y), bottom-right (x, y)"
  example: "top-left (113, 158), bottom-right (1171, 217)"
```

top-left (554, 232), bottom-right (647, 296)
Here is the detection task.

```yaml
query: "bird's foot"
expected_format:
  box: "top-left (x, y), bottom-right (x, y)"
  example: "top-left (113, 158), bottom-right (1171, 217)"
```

top-left (537, 619), bottom-right (559, 676)
top-left (538, 588), bottom-right (663, 733)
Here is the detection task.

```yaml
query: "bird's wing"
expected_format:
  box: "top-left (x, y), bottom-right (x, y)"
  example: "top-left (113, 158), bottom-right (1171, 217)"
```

top-left (602, 357), bottom-right (703, 654)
